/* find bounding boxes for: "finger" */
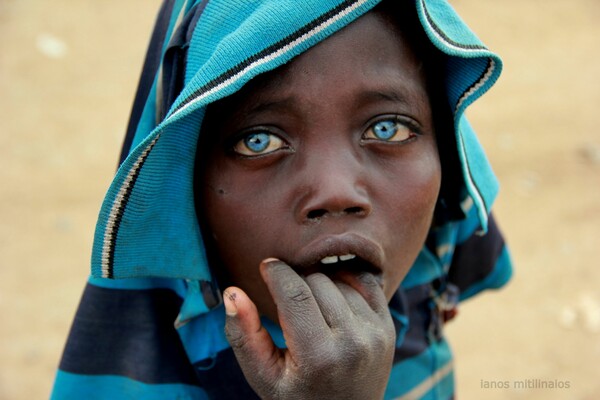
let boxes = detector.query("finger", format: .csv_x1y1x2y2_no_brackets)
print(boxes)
334,271,391,319
303,272,350,328
259,259,331,354
223,287,283,385
334,279,374,318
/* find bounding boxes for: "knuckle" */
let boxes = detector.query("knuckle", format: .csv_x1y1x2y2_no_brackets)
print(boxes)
224,326,249,350
371,328,395,352
327,333,369,367
349,337,371,361
337,324,395,365
283,282,313,306
367,319,396,347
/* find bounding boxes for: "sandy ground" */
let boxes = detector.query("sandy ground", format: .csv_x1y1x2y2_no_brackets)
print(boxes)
1,0,599,399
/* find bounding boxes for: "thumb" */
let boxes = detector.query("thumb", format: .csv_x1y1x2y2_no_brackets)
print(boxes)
223,287,283,387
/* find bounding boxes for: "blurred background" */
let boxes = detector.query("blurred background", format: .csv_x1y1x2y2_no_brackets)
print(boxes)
0,0,598,399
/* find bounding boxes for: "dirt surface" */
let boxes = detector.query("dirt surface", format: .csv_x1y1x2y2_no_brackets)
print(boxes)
1,0,599,399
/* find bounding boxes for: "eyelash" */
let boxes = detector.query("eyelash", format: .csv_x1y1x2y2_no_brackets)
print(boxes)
228,128,290,157
229,115,421,157
361,115,421,144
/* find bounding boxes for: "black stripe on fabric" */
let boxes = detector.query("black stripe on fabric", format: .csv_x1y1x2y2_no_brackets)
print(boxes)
172,0,360,114
193,349,260,400
453,56,492,220
456,58,493,111
420,0,487,51
59,284,200,386
105,136,158,278
160,0,209,120
447,212,505,292
119,0,178,166
392,284,437,363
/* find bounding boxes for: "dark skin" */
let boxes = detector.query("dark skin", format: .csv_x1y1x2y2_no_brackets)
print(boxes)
197,10,441,400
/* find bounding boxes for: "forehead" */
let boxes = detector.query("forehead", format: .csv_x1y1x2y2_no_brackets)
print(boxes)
208,10,429,120
276,13,420,79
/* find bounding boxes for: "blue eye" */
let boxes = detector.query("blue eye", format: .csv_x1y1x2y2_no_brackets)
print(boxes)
233,131,287,156
245,132,270,152
373,120,398,140
364,118,415,142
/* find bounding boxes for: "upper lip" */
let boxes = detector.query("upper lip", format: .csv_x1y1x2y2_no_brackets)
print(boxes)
288,233,384,276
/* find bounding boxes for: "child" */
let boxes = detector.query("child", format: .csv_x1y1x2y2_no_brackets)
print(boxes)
52,0,512,399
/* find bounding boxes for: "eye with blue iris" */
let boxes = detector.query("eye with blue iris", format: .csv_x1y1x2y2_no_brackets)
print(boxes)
232,130,287,156
363,117,417,143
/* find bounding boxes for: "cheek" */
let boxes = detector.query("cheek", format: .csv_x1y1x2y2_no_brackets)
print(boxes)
200,162,283,263
381,149,441,295
407,152,442,214
200,163,284,319
382,147,441,224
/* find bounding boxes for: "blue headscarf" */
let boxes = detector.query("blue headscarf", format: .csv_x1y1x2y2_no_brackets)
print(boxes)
93,0,501,297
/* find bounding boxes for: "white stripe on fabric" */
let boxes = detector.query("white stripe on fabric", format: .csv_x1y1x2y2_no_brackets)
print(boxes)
460,194,474,214
455,59,496,111
456,128,488,231
417,0,498,112
418,0,489,55
101,134,161,278
436,243,452,259
394,360,454,400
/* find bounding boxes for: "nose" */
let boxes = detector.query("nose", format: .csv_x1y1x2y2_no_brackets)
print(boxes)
295,151,372,223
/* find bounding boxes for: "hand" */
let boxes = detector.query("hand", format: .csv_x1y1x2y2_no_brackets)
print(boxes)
223,258,396,400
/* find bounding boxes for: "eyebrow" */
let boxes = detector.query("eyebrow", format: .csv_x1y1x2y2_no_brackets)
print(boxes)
359,84,433,122
235,85,428,125
355,88,425,107
246,89,417,110
242,97,296,119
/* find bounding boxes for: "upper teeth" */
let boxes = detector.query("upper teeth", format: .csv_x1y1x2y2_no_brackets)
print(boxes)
320,254,356,264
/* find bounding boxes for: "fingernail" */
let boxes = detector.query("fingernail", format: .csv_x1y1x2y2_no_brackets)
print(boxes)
259,258,285,281
223,289,238,317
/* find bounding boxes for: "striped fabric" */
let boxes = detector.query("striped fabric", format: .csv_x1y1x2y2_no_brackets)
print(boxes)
51,0,512,399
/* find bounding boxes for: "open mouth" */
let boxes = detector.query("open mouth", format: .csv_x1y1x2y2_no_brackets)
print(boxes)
287,233,385,287
296,253,383,289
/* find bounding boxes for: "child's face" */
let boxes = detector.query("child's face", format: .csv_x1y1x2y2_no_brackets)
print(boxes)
198,11,441,321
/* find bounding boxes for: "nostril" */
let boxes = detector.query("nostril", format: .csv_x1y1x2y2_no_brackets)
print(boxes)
305,206,366,221
307,209,327,220
345,206,364,215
